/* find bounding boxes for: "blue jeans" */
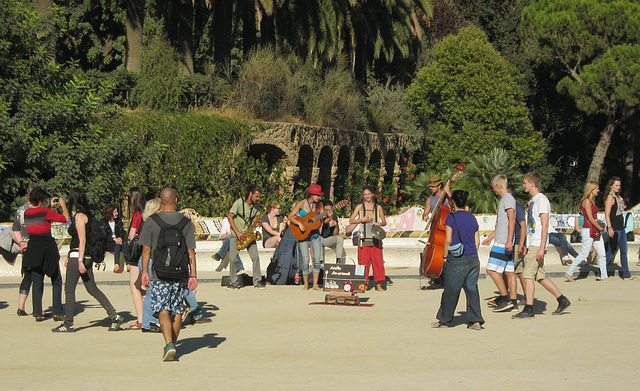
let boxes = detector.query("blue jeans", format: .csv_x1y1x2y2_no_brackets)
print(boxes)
139,258,158,328
298,234,323,274
217,237,244,270
606,229,630,278
436,253,484,326
183,289,202,320
548,232,578,258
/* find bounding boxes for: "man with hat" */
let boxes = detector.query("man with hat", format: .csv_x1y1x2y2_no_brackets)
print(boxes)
289,184,325,290
422,174,451,222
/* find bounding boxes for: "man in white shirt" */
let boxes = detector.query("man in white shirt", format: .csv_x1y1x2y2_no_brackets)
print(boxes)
513,172,570,319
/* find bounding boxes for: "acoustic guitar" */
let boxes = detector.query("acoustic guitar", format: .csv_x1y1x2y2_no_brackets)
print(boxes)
290,200,349,241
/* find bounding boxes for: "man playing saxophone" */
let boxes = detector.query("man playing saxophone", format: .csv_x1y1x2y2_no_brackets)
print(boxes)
226,185,265,290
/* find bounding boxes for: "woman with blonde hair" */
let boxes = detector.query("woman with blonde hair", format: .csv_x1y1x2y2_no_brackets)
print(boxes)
565,182,610,281
261,200,285,248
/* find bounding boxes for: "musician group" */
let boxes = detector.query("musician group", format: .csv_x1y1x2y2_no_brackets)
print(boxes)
227,170,572,329
224,183,387,291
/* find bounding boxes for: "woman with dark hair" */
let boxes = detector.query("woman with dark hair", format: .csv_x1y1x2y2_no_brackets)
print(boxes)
349,185,387,291
22,186,69,322
125,187,147,329
432,190,484,330
604,177,635,280
52,188,124,333
101,204,127,273
289,184,325,290
12,183,39,316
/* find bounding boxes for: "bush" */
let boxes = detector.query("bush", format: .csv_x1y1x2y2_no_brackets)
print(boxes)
131,35,182,110
366,81,421,148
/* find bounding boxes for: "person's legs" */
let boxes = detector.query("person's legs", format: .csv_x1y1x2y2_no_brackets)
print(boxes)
594,238,608,279
247,241,262,286
64,259,82,326
310,235,323,289
358,246,373,284
298,240,311,289
18,270,32,313
487,270,508,296
218,237,231,259
616,229,630,278
505,271,517,301
50,266,63,316
370,246,386,287
30,268,45,317
81,265,116,318
183,289,202,320
436,259,464,325
228,236,240,285
461,255,484,325
567,230,593,276
113,242,124,270
558,233,579,258
129,264,144,323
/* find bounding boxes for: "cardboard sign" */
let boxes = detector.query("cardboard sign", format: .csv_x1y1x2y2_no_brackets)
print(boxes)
323,263,367,293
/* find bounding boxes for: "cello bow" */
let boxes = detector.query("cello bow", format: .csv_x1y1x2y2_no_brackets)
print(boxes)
419,164,465,278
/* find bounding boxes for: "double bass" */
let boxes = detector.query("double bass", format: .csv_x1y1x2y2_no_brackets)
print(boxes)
419,164,465,278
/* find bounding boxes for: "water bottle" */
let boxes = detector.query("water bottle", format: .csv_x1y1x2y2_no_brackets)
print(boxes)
294,272,300,285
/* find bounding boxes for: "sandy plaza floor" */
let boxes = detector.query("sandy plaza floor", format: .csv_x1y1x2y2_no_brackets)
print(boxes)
1,264,639,391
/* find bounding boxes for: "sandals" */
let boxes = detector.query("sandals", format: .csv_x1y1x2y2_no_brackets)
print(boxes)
564,274,575,282
127,321,142,330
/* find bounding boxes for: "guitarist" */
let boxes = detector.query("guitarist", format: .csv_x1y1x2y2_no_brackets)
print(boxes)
349,186,387,292
226,185,265,290
288,184,324,290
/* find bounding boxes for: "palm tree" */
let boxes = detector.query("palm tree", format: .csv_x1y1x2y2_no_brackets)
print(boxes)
455,148,524,213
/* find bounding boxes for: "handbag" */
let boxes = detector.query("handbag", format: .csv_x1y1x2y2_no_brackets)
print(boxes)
590,228,601,241
125,236,142,264
570,230,581,243
448,212,465,257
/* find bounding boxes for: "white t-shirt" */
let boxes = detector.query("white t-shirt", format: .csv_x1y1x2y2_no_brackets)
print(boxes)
527,192,550,247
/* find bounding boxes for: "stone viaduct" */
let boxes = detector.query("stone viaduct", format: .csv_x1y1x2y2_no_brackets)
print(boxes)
248,122,412,200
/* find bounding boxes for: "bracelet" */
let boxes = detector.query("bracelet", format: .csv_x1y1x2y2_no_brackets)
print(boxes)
443,256,448,260
189,276,197,278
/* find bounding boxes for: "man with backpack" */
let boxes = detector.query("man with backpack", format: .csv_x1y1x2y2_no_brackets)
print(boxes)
141,187,198,361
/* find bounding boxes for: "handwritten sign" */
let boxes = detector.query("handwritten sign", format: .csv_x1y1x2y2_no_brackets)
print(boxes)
323,263,367,293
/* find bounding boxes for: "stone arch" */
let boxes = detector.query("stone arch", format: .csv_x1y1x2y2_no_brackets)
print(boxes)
249,144,286,175
334,146,351,202
368,149,382,188
317,146,333,197
383,150,396,185
295,145,314,191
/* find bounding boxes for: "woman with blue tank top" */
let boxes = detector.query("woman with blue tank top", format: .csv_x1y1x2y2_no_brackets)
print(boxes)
288,184,324,290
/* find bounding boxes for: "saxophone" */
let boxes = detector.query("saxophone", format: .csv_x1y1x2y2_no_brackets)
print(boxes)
236,207,267,250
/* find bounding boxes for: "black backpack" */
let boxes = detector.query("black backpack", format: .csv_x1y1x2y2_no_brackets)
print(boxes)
85,214,108,264
150,214,191,282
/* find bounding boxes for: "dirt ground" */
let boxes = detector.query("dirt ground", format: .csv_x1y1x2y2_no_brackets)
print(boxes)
1,267,639,391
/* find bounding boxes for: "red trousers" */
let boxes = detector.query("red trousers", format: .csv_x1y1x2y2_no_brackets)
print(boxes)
358,245,385,283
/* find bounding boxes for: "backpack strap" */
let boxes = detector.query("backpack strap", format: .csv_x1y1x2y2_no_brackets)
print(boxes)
150,213,168,229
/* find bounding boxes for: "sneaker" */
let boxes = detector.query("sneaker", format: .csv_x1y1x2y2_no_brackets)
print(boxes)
552,296,571,315
163,342,176,361
226,283,240,290
254,281,266,290
493,300,515,312
487,298,499,307
211,253,221,262
109,314,124,331
562,255,571,264
193,317,212,324
142,322,161,333
512,308,535,319
52,324,75,333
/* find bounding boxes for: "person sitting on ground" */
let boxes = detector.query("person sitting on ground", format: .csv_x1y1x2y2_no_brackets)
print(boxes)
101,204,127,273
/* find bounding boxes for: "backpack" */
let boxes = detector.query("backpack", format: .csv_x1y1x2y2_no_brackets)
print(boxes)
150,214,191,282
85,214,108,264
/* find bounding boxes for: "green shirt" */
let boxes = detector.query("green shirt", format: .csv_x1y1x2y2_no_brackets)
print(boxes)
230,198,259,235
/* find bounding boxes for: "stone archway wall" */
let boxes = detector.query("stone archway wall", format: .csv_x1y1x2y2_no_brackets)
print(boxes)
250,122,411,200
